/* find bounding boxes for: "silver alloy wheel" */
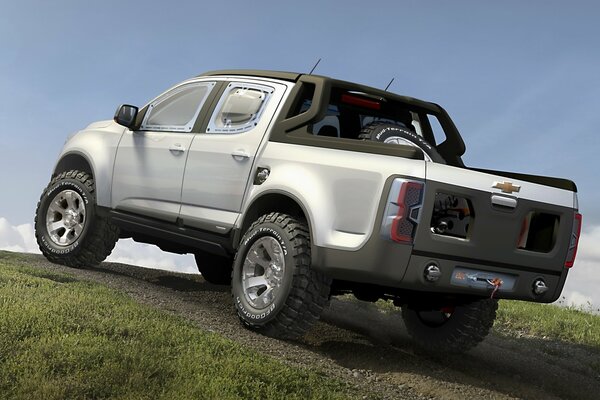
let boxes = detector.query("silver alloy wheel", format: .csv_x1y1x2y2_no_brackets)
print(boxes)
241,236,286,309
45,189,86,246
383,136,433,162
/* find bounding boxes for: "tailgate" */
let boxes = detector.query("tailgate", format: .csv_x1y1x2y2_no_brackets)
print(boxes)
414,163,577,273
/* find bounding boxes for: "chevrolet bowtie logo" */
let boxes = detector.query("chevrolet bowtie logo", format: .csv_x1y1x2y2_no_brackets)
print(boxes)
493,181,521,194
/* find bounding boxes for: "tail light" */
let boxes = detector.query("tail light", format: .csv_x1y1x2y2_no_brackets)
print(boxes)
565,212,582,268
381,179,424,244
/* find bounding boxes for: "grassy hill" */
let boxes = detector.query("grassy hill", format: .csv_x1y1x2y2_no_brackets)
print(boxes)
0,252,353,400
2,249,599,399
495,298,600,348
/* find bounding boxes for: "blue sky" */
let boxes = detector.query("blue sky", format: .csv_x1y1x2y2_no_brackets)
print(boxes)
1,1,599,307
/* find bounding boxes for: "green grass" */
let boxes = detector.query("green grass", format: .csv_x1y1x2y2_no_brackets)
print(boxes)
0,253,354,400
494,300,600,348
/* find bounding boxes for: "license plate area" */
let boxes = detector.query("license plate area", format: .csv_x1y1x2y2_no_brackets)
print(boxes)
451,267,516,292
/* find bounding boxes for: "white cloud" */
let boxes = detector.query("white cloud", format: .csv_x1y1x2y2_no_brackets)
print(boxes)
0,217,197,274
0,217,40,253
562,291,594,309
107,239,198,275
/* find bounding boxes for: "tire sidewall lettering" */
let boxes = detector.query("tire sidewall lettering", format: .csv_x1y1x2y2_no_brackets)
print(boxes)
39,233,82,254
369,124,442,162
243,226,288,256
236,296,276,321
46,180,90,206
377,127,433,151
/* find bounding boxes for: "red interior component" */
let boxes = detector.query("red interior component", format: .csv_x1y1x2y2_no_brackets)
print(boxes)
341,93,381,110
517,216,529,248
440,306,455,314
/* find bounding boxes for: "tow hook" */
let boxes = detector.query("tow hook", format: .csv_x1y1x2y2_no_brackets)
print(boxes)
533,279,548,296
424,264,442,282
487,278,503,299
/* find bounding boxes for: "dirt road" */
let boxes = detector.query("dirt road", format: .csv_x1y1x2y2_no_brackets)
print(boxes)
10,253,600,399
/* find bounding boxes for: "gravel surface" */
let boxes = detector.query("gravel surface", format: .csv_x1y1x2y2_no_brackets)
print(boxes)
8,253,600,400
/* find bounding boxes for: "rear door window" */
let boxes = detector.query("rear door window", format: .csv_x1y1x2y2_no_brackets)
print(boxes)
207,83,273,134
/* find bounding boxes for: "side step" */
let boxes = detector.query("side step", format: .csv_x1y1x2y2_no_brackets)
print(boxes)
109,210,233,257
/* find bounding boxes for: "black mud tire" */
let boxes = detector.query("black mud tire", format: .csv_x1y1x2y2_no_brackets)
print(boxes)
34,170,119,268
231,212,331,340
194,252,233,285
402,298,498,353
358,122,445,163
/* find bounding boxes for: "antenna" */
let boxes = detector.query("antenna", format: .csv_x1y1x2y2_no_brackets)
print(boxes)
384,77,395,91
308,58,321,75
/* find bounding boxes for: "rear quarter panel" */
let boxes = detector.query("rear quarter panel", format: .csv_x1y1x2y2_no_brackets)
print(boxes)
244,142,426,250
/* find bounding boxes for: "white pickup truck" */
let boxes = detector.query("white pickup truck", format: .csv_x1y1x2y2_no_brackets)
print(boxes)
35,70,582,352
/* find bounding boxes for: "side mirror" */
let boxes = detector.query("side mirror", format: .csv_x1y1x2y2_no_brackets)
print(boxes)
114,104,139,129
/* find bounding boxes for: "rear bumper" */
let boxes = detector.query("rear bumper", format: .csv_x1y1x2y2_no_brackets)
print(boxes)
401,253,568,303
313,243,569,303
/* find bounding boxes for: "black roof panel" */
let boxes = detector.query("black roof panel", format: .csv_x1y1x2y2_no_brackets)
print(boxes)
199,70,302,82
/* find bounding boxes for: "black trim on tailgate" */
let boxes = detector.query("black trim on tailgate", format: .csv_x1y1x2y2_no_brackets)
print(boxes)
469,167,577,192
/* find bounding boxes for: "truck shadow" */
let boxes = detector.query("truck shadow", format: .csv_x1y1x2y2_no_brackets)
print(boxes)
312,298,600,400
91,262,229,293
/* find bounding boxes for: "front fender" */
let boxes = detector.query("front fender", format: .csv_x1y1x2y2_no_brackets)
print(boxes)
55,120,126,207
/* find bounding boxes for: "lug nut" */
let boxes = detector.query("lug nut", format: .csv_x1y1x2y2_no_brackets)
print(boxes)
424,264,441,282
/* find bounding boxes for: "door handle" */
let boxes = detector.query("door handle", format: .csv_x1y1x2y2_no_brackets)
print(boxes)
169,144,186,153
231,149,250,160
491,194,517,209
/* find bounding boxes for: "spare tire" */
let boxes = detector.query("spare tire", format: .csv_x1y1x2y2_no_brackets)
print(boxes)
358,122,445,163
